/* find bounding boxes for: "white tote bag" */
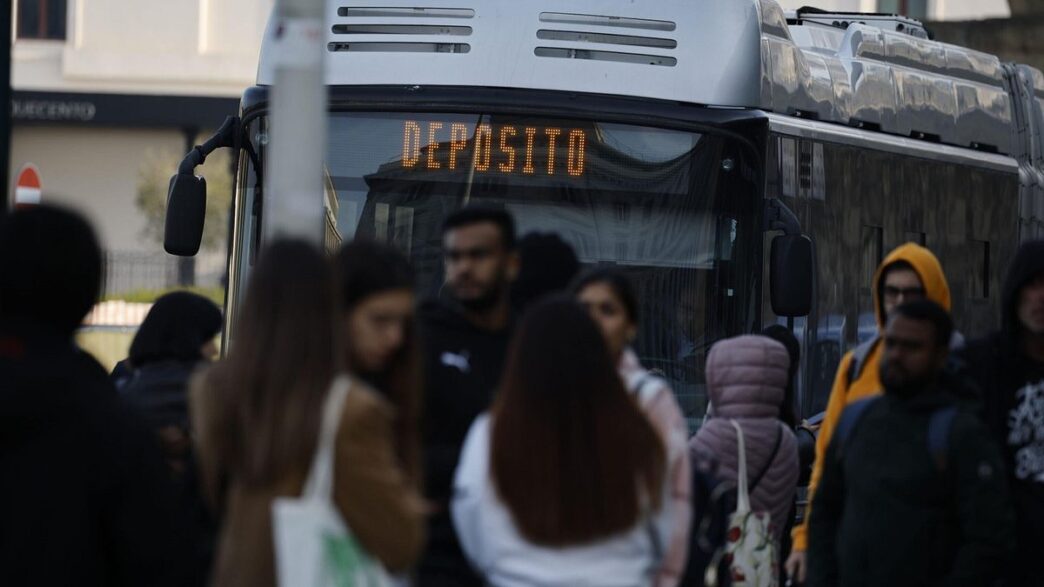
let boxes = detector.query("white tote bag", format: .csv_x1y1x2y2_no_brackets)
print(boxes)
724,420,778,587
271,376,394,587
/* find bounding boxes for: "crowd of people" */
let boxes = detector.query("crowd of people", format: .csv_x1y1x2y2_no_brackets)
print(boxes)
1,203,1042,587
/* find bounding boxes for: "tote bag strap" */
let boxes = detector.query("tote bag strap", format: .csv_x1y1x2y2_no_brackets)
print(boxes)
302,375,352,500
728,420,751,514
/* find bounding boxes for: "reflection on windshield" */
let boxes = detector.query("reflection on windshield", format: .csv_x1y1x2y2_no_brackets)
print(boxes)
324,111,750,432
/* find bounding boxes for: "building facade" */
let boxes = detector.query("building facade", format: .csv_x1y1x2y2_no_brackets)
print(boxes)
9,0,272,294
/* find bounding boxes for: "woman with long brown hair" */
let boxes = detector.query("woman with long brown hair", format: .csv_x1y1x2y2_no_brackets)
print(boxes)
190,240,425,587
335,239,422,484
452,297,671,586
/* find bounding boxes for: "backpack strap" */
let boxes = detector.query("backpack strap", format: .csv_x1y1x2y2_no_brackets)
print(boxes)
629,372,662,408
833,396,881,462
845,337,882,388
927,405,959,472
748,423,784,496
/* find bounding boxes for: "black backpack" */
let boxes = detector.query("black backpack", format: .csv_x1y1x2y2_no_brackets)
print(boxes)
834,396,958,471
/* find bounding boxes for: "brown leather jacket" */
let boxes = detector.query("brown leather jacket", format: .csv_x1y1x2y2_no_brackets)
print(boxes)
190,373,426,587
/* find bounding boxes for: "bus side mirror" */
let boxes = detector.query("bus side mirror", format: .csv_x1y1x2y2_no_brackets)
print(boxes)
164,173,207,256
163,116,241,257
770,234,813,317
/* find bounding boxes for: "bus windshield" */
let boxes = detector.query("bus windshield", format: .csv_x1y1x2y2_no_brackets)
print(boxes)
252,110,759,430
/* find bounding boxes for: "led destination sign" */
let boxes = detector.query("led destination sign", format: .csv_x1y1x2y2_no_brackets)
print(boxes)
401,120,588,177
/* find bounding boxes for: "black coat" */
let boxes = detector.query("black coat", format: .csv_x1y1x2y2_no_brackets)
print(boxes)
807,390,1014,587
954,239,1044,587
415,299,513,587
118,359,198,430
956,335,1044,586
0,325,194,586
118,358,216,582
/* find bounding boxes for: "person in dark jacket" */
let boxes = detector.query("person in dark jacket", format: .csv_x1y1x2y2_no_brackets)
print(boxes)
808,300,1014,587
116,291,222,581
956,240,1044,586
118,291,222,471
416,206,519,587
0,205,193,586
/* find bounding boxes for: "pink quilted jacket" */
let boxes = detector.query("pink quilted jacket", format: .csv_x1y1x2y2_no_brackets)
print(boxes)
688,335,799,544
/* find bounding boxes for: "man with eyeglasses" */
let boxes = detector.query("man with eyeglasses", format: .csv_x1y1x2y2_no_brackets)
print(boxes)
416,206,520,587
787,243,959,584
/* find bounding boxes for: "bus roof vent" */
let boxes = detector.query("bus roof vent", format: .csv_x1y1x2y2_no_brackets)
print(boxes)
329,6,474,54
790,6,929,39
534,12,678,67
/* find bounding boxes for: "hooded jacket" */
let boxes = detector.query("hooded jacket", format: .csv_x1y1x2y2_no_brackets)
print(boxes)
793,242,953,551
956,240,1044,585
417,298,514,587
690,335,800,546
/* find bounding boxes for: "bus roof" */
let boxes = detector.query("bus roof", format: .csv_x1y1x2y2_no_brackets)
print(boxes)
257,0,1044,156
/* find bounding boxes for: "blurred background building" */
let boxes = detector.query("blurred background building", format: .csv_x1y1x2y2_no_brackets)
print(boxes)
9,0,272,367
9,0,272,301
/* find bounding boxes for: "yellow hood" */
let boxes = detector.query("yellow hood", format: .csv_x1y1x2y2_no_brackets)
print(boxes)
872,242,951,329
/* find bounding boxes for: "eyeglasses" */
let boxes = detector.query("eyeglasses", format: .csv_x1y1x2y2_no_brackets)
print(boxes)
883,285,926,300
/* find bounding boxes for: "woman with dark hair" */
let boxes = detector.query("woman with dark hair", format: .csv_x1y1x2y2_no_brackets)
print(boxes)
190,240,425,587
572,268,693,587
117,291,222,474
759,325,802,582
335,239,422,484
452,297,670,586
114,291,223,582
760,324,800,430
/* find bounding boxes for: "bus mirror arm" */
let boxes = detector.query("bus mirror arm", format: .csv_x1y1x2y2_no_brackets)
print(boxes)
165,116,241,256
177,116,240,174
763,197,802,235
765,198,814,317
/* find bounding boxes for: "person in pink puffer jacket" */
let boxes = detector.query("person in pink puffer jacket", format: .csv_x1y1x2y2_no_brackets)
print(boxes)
689,334,799,549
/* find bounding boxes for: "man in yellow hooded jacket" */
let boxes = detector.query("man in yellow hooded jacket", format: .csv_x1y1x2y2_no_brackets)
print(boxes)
785,242,956,583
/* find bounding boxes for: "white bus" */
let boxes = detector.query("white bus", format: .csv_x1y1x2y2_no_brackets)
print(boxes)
165,0,1044,431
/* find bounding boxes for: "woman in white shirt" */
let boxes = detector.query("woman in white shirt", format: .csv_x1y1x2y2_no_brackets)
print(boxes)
452,297,671,587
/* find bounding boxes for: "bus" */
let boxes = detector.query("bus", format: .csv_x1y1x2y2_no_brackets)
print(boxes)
164,0,1044,432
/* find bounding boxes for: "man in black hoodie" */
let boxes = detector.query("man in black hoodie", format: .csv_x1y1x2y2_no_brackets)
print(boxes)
957,240,1044,586
0,206,193,586
416,206,519,587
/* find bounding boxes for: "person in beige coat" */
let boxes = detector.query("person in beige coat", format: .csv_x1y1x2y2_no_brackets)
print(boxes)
190,240,426,587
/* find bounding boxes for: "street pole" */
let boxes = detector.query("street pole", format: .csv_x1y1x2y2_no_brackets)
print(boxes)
1,3,12,212
263,0,326,246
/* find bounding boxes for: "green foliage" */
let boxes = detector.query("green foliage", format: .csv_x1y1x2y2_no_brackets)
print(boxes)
135,140,233,252
102,285,225,307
